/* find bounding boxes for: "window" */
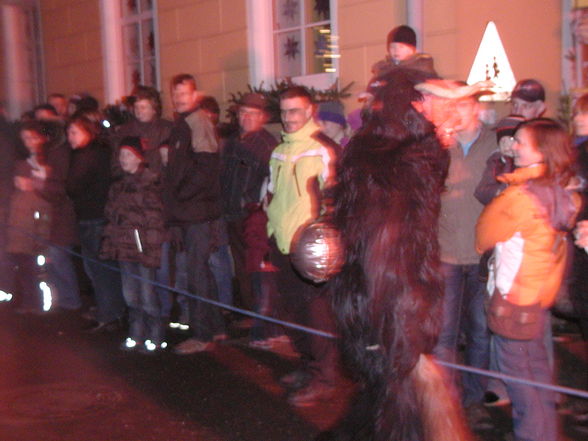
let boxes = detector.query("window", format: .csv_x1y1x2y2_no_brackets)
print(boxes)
247,0,339,90
563,1,588,95
120,0,157,92
100,0,159,104
273,0,336,78
0,1,44,119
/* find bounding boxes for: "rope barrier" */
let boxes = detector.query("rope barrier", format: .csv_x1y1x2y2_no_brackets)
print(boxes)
69,243,337,338
437,360,588,400
2,221,338,339
3,221,588,400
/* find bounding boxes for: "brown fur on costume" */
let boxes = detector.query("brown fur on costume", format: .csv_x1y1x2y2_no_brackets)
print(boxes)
319,68,471,441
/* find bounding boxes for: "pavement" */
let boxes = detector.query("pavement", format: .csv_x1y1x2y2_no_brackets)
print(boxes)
0,302,586,441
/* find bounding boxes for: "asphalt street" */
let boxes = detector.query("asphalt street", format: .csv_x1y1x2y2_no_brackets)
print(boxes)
0,304,586,441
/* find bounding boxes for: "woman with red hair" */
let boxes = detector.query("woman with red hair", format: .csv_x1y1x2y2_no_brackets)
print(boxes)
477,118,580,441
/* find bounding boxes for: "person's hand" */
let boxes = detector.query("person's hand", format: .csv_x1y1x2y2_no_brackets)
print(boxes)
14,176,34,192
574,220,588,249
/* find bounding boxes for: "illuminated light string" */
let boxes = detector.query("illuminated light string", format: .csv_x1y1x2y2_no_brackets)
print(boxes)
3,221,588,400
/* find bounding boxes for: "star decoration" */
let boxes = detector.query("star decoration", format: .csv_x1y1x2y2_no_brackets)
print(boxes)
284,36,300,60
283,0,298,21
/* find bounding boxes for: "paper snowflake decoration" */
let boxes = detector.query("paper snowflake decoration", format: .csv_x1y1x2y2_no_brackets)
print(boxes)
283,0,298,21
284,36,300,60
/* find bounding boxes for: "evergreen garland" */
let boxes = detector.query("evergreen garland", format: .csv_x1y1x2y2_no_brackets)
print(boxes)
226,79,354,125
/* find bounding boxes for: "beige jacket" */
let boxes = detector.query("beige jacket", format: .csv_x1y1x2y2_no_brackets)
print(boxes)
439,125,497,264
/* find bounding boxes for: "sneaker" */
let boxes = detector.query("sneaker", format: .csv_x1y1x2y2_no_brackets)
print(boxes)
139,339,168,354
248,339,273,350
483,391,511,407
168,321,190,332
267,335,290,344
120,337,138,351
288,382,337,407
173,338,213,355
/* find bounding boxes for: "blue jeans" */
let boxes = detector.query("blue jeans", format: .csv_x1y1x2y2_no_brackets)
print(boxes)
176,222,225,341
174,249,190,324
47,245,81,310
209,244,234,307
155,241,173,319
494,311,556,441
433,262,490,406
119,261,163,344
78,219,126,323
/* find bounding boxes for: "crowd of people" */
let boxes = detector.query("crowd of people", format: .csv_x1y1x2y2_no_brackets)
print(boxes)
0,24,587,441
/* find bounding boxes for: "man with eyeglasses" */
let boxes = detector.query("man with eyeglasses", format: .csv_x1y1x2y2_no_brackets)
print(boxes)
266,86,341,407
433,87,497,428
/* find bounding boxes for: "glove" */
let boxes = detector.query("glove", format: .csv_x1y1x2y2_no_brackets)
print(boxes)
169,226,184,253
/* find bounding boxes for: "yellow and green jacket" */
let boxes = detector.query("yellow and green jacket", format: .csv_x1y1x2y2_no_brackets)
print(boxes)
267,119,338,254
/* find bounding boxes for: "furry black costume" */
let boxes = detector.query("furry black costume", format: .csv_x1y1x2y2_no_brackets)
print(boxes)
321,69,471,441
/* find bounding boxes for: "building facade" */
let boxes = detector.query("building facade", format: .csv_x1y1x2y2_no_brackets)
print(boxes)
0,0,569,120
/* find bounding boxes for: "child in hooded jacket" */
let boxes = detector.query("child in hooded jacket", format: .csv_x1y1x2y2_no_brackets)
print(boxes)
101,136,168,353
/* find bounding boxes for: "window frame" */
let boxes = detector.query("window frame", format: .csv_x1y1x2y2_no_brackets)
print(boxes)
246,0,339,90
100,0,160,104
0,0,44,119
120,0,158,93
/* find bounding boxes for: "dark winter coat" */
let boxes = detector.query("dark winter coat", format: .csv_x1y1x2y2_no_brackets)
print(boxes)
221,128,277,220
371,53,437,77
7,134,78,254
474,150,515,205
100,168,167,268
162,108,221,226
66,137,113,221
43,141,78,246
6,159,52,255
